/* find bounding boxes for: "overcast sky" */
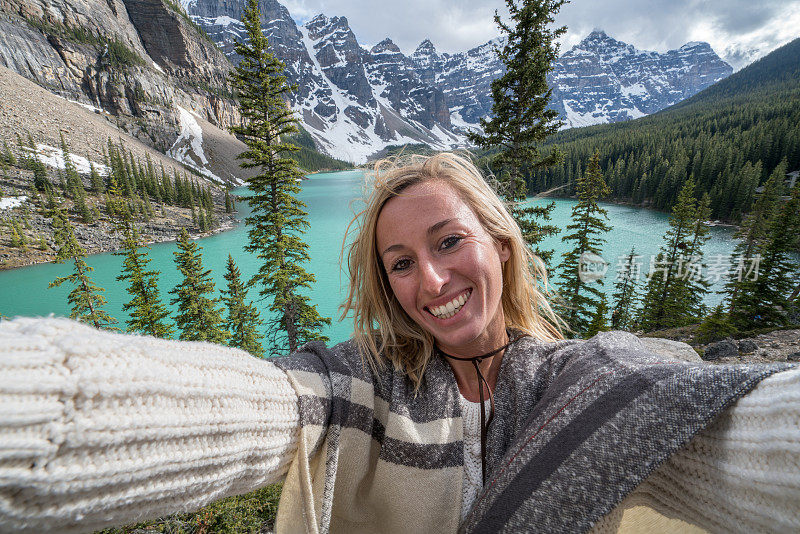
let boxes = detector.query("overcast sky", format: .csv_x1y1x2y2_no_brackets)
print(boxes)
280,0,800,70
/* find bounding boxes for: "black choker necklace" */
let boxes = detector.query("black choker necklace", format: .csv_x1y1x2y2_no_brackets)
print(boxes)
435,333,527,485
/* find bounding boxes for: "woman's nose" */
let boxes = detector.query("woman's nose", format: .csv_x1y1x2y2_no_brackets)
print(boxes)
418,257,448,294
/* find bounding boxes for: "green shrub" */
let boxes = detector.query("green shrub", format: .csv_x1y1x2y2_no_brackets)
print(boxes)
98,483,283,534
107,39,146,67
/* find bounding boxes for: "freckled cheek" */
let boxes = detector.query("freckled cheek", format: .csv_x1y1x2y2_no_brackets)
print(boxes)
388,278,420,317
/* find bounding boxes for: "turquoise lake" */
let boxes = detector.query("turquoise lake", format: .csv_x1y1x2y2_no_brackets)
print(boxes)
0,169,740,346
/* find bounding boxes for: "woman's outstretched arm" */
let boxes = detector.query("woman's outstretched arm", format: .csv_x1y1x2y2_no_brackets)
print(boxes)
594,366,800,533
0,317,300,534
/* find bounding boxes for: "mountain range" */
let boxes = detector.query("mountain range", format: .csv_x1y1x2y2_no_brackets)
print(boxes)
0,0,733,170
184,0,732,162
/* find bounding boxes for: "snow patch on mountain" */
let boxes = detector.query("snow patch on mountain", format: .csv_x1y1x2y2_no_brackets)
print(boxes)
30,144,110,175
167,105,223,183
0,196,27,211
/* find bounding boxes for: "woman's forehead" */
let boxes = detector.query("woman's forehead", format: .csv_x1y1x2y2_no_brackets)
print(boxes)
376,181,481,245
381,181,474,221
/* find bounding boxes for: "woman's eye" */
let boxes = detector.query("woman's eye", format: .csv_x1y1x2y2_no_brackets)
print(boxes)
440,236,462,250
391,258,411,272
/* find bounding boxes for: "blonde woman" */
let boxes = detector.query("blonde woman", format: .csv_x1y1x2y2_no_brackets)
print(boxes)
1,153,799,534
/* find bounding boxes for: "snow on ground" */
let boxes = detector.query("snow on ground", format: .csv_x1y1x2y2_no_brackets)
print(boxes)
57,94,105,114
30,144,110,175
152,61,165,74
0,196,27,210
167,105,224,183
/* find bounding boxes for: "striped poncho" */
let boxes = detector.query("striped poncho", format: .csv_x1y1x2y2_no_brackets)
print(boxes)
272,331,792,533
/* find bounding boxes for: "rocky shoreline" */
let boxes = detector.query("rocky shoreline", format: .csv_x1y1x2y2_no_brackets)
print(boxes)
0,166,239,270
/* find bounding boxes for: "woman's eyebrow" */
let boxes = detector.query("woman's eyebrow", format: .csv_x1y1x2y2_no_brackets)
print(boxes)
427,218,454,236
381,219,455,258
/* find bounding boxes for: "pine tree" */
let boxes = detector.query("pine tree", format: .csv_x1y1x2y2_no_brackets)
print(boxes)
60,134,85,201
89,161,105,193
225,189,234,213
724,164,784,322
221,254,264,357
585,295,609,338
694,304,737,344
610,246,640,331
48,206,117,329
467,0,566,263
639,179,710,331
169,229,229,342
731,181,800,328
555,151,612,337
2,141,16,166
230,0,330,354
113,203,173,337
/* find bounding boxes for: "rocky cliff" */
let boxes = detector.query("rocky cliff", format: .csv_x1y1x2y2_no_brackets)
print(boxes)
0,0,244,183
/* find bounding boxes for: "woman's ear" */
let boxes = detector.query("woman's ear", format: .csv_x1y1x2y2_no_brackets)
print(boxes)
497,238,511,263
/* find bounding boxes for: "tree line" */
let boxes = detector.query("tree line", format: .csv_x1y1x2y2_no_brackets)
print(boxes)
524,50,800,223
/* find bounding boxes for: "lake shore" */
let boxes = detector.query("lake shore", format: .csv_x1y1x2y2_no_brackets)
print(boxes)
0,167,240,271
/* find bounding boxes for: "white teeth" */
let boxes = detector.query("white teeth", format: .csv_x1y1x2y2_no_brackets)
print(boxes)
429,290,470,319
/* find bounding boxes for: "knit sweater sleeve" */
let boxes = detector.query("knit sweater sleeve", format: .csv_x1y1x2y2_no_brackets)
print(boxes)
0,317,300,534
595,366,800,533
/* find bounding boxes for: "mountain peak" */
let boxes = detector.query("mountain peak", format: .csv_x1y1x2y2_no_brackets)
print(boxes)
679,41,712,51
415,39,437,54
372,38,401,54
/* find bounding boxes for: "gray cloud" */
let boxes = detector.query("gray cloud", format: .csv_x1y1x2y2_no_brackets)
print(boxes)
280,0,800,69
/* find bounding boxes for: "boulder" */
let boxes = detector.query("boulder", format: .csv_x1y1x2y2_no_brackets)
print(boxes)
737,339,758,354
702,338,739,361
787,352,800,363
639,337,703,363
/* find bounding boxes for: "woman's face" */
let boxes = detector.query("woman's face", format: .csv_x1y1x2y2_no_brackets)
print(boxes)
376,180,510,356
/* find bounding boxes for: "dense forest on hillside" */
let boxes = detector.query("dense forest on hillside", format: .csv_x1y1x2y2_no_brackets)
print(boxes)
517,38,800,222
287,127,353,171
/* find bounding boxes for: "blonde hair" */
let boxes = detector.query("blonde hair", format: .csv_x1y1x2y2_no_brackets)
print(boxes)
341,152,563,387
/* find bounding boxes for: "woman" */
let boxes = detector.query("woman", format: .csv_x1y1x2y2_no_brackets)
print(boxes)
1,153,798,534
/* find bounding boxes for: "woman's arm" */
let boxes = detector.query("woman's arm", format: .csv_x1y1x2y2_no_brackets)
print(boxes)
0,317,300,534
601,366,800,533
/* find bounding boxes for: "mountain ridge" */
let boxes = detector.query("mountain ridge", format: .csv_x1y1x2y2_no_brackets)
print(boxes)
185,0,732,162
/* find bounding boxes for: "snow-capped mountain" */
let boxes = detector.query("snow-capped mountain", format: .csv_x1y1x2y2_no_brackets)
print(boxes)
185,0,462,163
549,30,733,128
184,1,732,161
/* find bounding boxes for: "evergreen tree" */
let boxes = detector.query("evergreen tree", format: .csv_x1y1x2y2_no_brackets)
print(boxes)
89,161,105,193
585,295,609,338
2,141,16,166
639,179,710,330
230,0,330,354
60,134,85,201
724,163,784,321
681,193,713,318
694,304,737,344
169,229,229,343
555,151,612,337
731,181,800,328
114,207,173,337
221,254,264,357
48,206,116,329
468,0,566,263
610,246,640,331
225,189,234,213
31,158,52,193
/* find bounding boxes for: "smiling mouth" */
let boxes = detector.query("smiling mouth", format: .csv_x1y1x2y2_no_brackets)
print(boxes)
426,289,472,319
